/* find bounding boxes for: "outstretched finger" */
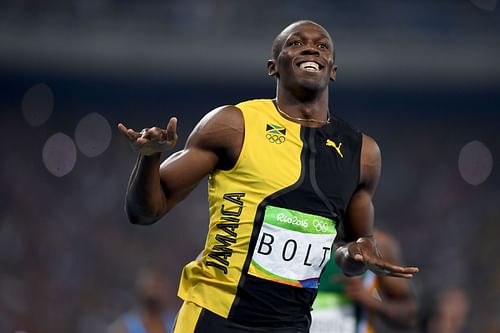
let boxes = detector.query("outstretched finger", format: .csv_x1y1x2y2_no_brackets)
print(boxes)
376,261,419,276
166,117,178,142
386,271,415,279
365,255,419,274
387,264,419,274
117,123,129,135
118,123,141,140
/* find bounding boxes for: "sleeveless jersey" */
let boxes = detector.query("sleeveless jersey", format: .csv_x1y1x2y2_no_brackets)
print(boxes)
178,99,362,327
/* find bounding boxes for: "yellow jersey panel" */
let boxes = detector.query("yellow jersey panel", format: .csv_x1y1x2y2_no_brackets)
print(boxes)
178,99,303,318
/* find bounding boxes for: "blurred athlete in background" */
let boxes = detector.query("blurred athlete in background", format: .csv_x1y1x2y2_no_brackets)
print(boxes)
311,230,417,333
107,267,175,333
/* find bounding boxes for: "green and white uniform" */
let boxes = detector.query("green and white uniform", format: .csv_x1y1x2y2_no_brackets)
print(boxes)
311,260,378,333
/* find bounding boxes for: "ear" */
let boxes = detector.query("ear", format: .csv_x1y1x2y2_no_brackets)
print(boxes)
267,59,278,76
330,65,338,81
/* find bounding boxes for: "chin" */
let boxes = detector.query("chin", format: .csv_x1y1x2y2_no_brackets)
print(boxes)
297,77,328,91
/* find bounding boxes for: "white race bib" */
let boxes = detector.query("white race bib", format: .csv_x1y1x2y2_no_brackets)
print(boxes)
248,205,336,288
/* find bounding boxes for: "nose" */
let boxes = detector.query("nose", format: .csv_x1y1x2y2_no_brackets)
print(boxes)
300,42,320,56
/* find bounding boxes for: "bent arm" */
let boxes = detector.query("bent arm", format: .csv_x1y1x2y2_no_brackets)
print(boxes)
125,146,217,224
334,135,418,278
125,152,168,224
334,134,380,275
124,106,243,225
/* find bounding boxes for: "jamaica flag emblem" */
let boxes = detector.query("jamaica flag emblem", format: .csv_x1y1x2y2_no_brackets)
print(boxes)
266,124,286,144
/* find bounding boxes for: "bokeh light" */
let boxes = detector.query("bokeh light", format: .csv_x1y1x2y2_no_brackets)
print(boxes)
458,140,493,186
74,112,112,158
21,83,54,127
42,133,77,177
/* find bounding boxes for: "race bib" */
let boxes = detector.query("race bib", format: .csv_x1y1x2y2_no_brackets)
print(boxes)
248,205,336,288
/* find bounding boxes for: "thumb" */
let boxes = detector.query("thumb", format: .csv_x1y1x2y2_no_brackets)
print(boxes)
353,253,364,262
348,243,365,262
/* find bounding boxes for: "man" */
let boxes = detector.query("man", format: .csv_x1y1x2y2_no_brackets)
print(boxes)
118,20,418,333
310,230,417,333
107,267,176,333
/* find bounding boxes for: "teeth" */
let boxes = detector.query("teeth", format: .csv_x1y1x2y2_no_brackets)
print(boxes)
300,62,319,71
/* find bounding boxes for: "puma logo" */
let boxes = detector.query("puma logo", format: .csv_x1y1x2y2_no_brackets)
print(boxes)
326,139,343,158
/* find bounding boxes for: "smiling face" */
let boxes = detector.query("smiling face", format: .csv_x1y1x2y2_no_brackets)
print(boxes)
268,21,337,94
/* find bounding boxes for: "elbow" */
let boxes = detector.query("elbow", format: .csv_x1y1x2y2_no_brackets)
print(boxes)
126,212,158,225
124,204,166,226
123,192,172,225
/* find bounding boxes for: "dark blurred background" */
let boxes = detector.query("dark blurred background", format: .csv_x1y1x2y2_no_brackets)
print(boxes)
0,1,499,332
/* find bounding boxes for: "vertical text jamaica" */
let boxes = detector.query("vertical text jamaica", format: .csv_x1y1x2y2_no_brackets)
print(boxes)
206,192,245,274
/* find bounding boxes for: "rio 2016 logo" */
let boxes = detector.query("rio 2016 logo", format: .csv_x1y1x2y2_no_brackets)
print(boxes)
276,213,308,227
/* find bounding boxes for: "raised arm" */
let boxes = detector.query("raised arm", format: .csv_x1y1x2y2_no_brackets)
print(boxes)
333,134,419,278
118,105,243,225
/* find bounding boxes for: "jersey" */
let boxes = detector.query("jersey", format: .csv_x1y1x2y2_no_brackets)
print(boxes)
177,99,362,328
310,259,379,333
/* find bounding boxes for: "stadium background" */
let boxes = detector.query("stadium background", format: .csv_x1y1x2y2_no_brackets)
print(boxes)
0,1,499,332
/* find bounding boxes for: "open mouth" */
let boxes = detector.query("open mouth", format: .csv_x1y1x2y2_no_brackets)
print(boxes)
297,61,321,72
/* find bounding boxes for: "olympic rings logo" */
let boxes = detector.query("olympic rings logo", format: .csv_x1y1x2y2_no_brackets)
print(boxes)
266,133,286,144
313,220,329,233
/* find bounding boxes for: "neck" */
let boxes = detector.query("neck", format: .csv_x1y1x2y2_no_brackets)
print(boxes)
274,88,330,127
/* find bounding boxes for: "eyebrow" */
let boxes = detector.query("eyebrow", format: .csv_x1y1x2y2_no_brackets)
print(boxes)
287,31,331,42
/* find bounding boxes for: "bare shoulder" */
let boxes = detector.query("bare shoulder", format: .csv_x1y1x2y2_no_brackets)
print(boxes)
359,134,381,191
193,105,243,130
188,105,243,143
187,105,244,169
361,134,381,167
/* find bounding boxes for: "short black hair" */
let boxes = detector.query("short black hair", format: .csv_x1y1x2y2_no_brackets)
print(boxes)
271,20,335,62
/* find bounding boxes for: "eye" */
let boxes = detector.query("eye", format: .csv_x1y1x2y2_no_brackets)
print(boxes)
318,43,329,50
289,40,303,47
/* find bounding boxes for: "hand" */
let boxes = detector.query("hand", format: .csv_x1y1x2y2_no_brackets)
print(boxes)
117,117,178,156
348,237,419,279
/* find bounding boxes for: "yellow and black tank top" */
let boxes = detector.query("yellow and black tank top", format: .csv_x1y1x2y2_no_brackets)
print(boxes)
178,99,362,328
